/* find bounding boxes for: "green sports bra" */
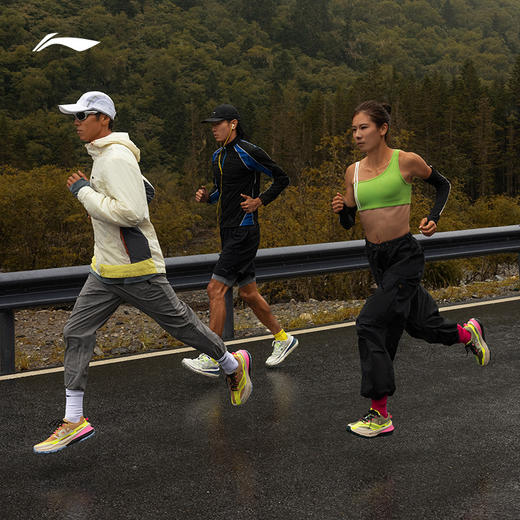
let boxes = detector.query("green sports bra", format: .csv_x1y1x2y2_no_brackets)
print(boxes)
353,149,411,211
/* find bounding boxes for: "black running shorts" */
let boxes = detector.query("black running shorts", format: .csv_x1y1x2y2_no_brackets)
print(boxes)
212,225,260,287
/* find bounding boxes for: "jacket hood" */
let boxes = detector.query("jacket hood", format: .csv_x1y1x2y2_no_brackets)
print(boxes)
86,132,141,162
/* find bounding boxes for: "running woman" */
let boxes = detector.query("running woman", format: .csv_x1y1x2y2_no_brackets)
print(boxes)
331,100,490,438
33,92,252,454
181,104,298,377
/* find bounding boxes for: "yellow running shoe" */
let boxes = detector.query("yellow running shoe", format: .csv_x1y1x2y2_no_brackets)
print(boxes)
347,409,394,438
226,350,253,406
463,318,490,366
33,417,95,454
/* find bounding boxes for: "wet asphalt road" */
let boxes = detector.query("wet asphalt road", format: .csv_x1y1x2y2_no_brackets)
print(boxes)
1,299,520,520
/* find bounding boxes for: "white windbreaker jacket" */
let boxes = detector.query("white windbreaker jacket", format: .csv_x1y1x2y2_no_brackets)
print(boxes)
77,132,166,278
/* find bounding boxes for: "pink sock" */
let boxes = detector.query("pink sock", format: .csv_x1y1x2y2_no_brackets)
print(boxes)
458,324,471,344
371,395,388,418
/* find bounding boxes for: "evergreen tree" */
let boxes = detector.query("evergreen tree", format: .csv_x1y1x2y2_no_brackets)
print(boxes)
441,0,456,27
505,55,520,195
241,0,276,32
284,0,332,56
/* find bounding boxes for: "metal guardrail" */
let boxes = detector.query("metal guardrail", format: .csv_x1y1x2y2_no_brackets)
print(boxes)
1,225,520,374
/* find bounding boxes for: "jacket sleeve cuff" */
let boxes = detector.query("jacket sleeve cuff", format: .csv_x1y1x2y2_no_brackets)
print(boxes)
69,178,90,198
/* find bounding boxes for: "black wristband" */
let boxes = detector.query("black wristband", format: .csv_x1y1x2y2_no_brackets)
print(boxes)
338,204,357,230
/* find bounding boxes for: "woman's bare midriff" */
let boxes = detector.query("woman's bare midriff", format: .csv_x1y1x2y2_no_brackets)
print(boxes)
359,205,411,244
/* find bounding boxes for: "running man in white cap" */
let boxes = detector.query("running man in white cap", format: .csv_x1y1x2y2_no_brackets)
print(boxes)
33,92,253,454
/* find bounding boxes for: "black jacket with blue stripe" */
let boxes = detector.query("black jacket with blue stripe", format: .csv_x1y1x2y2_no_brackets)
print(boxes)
208,137,289,228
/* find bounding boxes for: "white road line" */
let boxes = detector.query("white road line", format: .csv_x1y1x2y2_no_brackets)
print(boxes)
2,295,519,382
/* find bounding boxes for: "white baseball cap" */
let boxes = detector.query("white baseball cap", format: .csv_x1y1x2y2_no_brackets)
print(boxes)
58,91,116,120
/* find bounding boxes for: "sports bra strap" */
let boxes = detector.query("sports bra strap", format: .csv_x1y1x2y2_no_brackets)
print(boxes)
353,161,360,209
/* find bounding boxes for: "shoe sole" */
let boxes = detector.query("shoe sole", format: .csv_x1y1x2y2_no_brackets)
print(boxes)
181,358,220,379
33,427,95,454
347,424,395,438
265,337,299,367
468,318,490,366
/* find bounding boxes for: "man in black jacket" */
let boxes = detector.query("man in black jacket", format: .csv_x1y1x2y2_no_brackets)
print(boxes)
182,104,299,377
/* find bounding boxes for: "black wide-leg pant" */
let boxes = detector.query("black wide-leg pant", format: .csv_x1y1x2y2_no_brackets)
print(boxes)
356,233,459,399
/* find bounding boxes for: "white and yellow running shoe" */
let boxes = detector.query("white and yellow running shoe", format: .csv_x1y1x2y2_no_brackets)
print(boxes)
266,335,299,367
182,353,220,378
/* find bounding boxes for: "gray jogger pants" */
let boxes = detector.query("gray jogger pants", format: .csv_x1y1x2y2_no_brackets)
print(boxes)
63,274,227,391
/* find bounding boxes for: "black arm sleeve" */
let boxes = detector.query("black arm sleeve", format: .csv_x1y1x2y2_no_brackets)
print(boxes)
249,147,289,206
207,185,220,204
423,167,450,224
338,204,357,230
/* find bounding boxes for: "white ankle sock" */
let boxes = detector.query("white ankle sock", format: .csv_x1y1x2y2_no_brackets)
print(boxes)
217,351,238,375
65,389,84,423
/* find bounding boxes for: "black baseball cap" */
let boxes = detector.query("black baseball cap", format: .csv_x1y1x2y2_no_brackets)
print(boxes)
201,104,240,123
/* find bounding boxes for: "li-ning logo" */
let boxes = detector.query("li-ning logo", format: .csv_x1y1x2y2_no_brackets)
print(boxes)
33,33,100,52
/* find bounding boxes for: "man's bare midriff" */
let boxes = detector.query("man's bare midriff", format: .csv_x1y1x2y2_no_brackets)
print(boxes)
359,204,411,244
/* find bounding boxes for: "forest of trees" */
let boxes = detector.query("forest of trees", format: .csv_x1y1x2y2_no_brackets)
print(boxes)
2,0,520,297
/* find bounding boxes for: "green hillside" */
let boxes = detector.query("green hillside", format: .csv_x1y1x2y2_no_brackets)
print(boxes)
2,0,520,276
2,0,520,172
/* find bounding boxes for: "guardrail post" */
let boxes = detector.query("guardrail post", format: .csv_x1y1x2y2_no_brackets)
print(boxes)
0,309,15,375
222,289,234,340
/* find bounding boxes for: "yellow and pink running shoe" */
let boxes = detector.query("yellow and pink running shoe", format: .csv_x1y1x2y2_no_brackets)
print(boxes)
347,409,395,438
226,350,253,406
33,417,95,454
463,318,490,366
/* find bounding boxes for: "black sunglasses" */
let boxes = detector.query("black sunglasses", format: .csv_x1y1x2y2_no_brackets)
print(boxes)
74,111,98,121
